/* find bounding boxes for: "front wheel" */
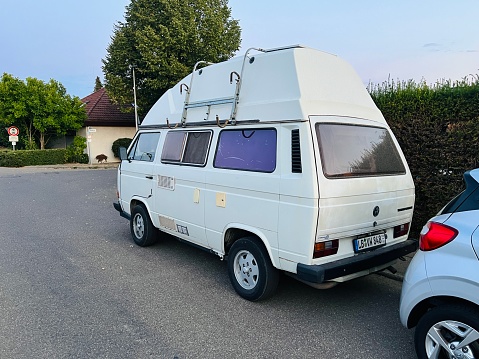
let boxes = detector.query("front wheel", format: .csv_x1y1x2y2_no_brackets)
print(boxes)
227,237,279,301
415,304,479,359
130,204,158,247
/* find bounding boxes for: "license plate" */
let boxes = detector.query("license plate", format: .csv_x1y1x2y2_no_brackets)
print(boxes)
353,233,386,253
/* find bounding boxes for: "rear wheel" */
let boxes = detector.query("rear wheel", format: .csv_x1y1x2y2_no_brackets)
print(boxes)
415,304,479,359
130,204,158,247
227,237,279,301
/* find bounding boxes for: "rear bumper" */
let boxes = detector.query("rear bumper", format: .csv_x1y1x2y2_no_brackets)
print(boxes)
296,239,418,283
113,202,131,221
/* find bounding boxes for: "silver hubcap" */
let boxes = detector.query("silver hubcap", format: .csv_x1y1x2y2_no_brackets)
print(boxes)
233,249,259,290
425,320,479,359
133,213,145,239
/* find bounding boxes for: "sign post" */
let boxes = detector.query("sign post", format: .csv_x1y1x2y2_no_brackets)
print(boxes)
7,126,20,151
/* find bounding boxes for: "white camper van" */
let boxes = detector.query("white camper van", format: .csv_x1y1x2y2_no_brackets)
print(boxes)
114,45,417,301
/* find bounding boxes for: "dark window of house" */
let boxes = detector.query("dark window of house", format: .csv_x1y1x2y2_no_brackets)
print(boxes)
214,129,277,172
161,130,211,166
129,132,160,162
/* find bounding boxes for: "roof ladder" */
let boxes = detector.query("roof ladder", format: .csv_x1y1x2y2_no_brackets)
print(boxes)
177,48,265,128
178,61,215,127
227,47,266,126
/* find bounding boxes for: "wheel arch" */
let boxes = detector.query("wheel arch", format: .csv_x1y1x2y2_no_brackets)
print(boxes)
407,295,479,328
223,225,279,268
130,197,151,214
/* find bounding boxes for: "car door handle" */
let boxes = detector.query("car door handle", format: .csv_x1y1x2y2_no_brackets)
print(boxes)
145,175,153,179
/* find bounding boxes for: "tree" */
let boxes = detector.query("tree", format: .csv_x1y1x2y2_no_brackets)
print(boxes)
102,0,241,119
0,73,86,149
94,76,103,92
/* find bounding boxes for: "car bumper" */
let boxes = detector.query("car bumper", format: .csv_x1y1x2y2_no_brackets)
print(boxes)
113,202,131,220
296,239,418,283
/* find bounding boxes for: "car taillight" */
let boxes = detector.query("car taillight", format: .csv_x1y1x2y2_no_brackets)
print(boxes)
419,222,458,251
394,223,410,238
313,239,339,258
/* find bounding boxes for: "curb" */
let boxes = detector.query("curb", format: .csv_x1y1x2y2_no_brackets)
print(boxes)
25,163,119,170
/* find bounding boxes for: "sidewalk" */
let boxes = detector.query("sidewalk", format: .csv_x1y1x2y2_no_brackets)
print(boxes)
0,162,119,175
29,162,119,170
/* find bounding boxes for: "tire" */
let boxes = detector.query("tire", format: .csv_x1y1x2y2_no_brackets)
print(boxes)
227,237,279,301
130,204,158,247
415,304,479,359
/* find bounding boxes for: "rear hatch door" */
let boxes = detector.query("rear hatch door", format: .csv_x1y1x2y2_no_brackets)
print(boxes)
312,117,415,261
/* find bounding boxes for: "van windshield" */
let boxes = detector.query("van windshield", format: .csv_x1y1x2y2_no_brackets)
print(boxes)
316,123,406,178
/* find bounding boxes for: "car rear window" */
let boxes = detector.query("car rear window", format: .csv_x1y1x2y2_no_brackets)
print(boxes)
316,123,406,178
441,171,479,214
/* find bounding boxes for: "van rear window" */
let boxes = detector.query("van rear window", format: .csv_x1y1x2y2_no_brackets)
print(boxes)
316,123,406,178
214,129,276,172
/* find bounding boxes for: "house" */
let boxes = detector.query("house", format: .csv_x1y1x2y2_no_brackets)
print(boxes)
79,88,137,163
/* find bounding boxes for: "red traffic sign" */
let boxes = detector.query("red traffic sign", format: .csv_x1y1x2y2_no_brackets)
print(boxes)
7,126,20,136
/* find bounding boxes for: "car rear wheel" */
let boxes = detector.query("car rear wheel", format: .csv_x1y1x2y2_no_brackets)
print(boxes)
227,237,279,301
130,204,158,247
415,304,479,359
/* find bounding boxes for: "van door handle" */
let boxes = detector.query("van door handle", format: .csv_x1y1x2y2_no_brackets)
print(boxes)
145,175,153,179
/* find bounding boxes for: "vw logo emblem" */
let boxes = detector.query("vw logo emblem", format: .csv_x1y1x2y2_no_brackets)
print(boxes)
373,206,380,217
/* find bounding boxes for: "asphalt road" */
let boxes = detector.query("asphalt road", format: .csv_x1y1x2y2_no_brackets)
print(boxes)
0,166,416,358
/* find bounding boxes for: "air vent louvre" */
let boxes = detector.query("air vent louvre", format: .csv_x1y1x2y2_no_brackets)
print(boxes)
291,129,302,173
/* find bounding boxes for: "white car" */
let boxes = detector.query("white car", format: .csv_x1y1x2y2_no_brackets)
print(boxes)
400,168,479,358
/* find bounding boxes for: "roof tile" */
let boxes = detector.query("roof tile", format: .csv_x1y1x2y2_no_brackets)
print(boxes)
81,88,136,127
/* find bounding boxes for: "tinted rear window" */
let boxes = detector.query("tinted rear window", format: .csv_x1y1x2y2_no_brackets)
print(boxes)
316,123,406,178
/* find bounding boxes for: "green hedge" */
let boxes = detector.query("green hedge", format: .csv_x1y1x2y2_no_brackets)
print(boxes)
370,77,479,238
0,149,68,167
112,138,133,158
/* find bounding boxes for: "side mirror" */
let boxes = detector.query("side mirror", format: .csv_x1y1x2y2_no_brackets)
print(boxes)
119,147,128,161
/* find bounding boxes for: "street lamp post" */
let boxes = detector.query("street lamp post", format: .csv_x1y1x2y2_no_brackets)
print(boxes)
132,67,139,131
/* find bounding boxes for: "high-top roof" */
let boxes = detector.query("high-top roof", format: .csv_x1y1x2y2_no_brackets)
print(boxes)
81,88,136,127
141,46,385,128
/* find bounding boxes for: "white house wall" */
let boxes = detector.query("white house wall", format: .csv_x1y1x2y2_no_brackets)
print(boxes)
79,126,136,164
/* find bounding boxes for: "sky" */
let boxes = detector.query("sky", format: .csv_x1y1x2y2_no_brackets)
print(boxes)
1,1,478,99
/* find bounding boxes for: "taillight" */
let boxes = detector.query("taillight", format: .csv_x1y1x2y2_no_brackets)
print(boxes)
394,223,410,238
419,222,458,251
313,239,339,258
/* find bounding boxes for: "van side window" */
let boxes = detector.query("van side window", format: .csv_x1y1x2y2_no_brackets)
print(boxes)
316,123,406,178
128,132,160,162
161,131,211,166
214,129,277,172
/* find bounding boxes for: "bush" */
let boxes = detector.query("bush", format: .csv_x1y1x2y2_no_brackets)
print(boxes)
66,136,88,163
369,76,479,238
112,138,133,158
0,149,67,167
